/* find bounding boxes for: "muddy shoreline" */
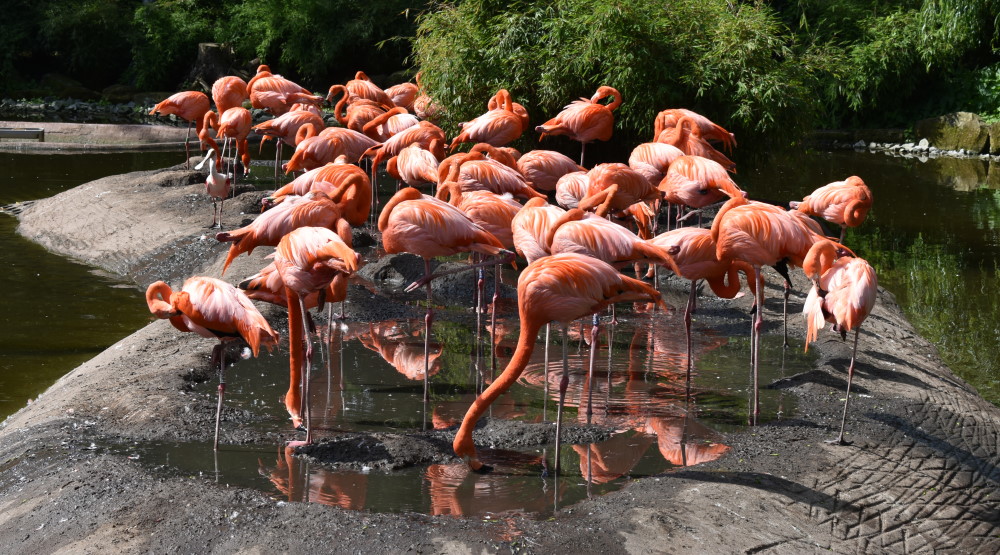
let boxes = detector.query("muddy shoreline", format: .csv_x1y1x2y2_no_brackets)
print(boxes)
2,159,999,552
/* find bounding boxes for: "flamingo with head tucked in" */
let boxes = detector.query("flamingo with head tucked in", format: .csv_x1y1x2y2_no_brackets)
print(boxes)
149,91,211,168
145,277,279,449
802,239,877,445
535,85,621,166
790,176,873,243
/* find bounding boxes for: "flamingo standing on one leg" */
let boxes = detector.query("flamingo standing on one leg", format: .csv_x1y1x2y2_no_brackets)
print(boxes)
145,277,279,449
802,239,877,444
378,187,509,402
648,227,756,384
535,86,622,166
452,252,662,472
149,91,211,168
712,196,822,423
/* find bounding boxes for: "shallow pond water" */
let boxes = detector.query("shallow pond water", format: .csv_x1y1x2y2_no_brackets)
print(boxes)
2,143,998,517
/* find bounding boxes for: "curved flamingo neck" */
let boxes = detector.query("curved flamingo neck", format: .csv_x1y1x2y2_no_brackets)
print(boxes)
803,240,839,281
378,188,423,231
453,318,543,464
544,208,587,250
145,281,176,318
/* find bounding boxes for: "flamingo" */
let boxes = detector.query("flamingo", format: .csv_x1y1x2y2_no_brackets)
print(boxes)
790,176,873,243
577,163,659,218
515,149,585,192
659,155,743,228
194,149,230,228
211,76,249,114
333,71,393,107
656,116,736,172
452,252,662,472
648,227,756,381
712,196,822,423
802,239,878,444
378,187,509,401
253,109,326,176
628,142,684,189
202,107,253,176
283,131,377,173
362,106,420,142
149,91,211,168
535,85,621,166
145,277,279,449
264,162,371,227
384,81,419,111
510,198,567,264
554,170,589,209
386,143,441,189
250,73,323,116
216,191,344,273
449,89,524,151
413,72,443,122
653,108,737,153
437,155,544,201
274,225,359,444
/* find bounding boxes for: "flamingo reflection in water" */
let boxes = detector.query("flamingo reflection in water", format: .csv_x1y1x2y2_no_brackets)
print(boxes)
262,445,367,509
356,320,443,382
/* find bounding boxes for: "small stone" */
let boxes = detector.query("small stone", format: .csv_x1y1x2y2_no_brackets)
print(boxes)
918,138,929,148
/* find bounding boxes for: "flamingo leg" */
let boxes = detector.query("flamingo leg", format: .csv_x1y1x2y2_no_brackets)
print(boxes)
212,342,226,450
586,314,600,423
185,121,193,169
839,225,847,244
298,295,315,445
543,323,550,421
423,258,433,404
830,328,860,445
685,279,696,387
554,323,570,474
490,263,500,378
751,268,763,425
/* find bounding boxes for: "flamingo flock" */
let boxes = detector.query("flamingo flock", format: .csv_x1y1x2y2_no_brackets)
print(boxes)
145,68,878,472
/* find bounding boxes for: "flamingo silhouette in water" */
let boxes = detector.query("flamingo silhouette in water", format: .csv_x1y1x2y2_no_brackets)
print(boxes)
145,277,278,449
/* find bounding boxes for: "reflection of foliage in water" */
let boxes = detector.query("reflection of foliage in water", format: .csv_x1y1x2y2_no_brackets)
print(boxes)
854,226,1000,405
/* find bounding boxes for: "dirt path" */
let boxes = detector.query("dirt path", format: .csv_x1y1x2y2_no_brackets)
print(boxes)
1,163,998,553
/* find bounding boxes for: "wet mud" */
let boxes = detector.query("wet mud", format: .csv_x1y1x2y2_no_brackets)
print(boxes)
1,162,999,552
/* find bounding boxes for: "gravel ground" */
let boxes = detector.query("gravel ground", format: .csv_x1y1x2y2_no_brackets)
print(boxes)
1,159,999,553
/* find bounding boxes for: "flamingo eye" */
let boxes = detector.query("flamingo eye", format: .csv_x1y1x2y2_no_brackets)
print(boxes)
698,188,709,195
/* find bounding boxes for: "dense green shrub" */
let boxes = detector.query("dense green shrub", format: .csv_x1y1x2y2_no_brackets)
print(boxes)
412,1,838,145
129,0,219,91
221,0,419,89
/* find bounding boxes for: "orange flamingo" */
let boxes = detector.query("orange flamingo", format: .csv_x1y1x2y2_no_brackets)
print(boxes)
628,142,684,188
145,277,279,449
194,148,230,228
413,72,443,122
449,89,525,151
790,176,873,243
211,76,249,113
656,116,736,172
511,198,567,263
452,252,662,472
535,85,621,165
361,106,420,142
547,209,680,273
202,107,253,176
378,187,508,400
516,149,585,192
253,109,326,173
384,81,419,111
659,155,743,229
386,143,442,189
283,131,378,173
802,239,877,444
250,72,323,116
712,196,822,422
648,227,756,380
653,108,737,152
554,170,588,209
577,163,659,218
216,191,344,273
438,156,544,201
149,91,211,168
265,162,371,226
333,71,393,107
275,225,359,443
